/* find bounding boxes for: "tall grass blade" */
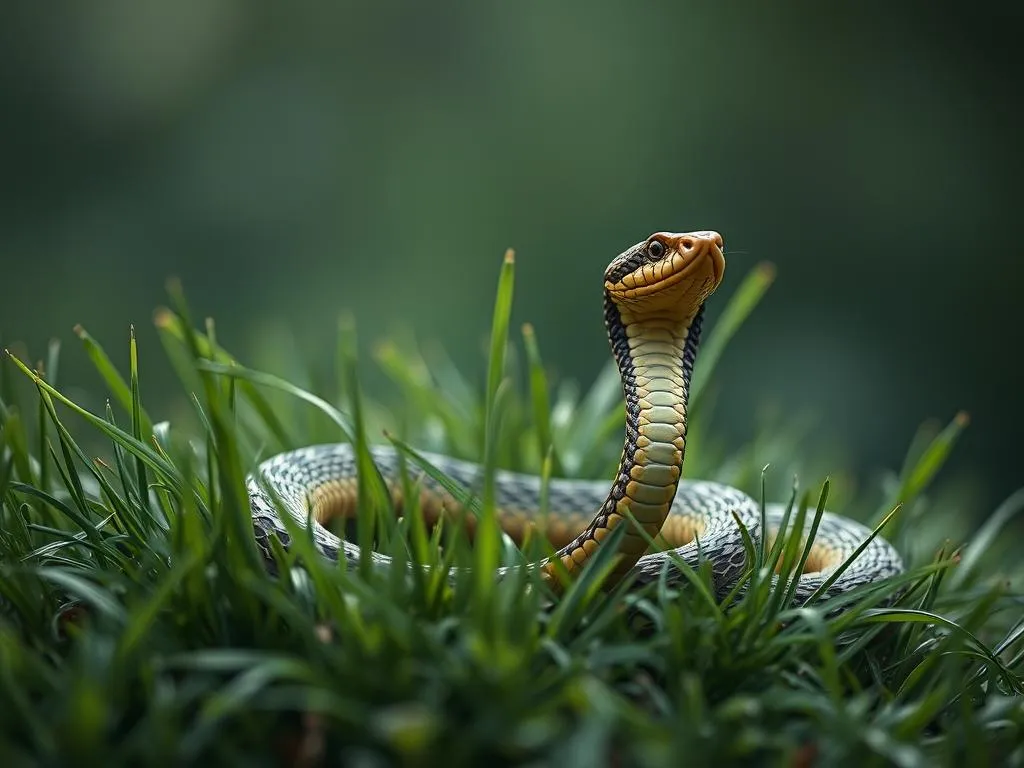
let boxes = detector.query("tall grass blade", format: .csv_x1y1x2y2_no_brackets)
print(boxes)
522,323,564,476
476,249,515,598
74,324,154,438
688,261,775,409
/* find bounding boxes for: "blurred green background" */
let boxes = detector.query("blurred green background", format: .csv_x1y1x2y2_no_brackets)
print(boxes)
2,3,1020,519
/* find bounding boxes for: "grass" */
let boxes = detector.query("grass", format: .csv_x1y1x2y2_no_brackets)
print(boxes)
1,253,1023,767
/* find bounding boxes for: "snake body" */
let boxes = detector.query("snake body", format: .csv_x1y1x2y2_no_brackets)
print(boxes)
248,231,903,602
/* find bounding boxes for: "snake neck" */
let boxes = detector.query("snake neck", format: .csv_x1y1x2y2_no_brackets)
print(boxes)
548,296,705,582
609,297,705,543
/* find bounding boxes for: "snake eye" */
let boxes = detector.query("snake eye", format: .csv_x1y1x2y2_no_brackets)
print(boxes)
648,240,666,260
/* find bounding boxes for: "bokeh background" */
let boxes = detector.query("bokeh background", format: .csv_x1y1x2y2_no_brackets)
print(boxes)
2,3,1021,523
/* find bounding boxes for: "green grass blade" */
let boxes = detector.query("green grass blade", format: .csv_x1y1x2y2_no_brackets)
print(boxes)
74,324,154,439
521,322,564,476
779,481,830,611
858,607,1022,695
30,566,127,625
154,307,293,450
128,326,151,522
5,350,184,496
197,361,355,443
802,505,902,607
559,361,621,476
897,411,969,503
688,261,775,410
338,315,395,576
36,364,50,493
949,486,1024,590
545,521,627,639
384,431,483,520
476,249,516,598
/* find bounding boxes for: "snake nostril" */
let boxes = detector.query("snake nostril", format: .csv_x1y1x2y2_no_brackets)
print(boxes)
679,237,696,251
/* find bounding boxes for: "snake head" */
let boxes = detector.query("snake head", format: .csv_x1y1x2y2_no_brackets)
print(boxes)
604,231,725,319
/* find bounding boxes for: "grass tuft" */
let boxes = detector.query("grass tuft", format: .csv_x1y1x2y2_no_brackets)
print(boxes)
1,252,1022,765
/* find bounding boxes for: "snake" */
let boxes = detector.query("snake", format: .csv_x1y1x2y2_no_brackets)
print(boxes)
247,230,903,604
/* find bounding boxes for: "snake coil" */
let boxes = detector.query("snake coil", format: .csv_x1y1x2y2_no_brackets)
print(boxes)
248,231,903,603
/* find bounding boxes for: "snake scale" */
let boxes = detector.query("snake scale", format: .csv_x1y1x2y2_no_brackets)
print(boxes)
248,231,903,603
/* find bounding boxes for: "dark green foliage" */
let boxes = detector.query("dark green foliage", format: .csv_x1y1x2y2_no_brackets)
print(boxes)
0,260,1021,767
